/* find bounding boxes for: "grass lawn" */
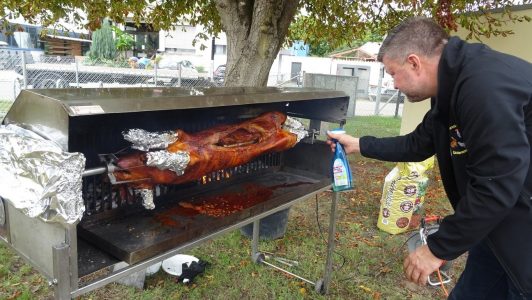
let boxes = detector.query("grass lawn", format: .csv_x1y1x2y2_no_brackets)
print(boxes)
0,115,464,300
0,100,13,120
0,100,13,111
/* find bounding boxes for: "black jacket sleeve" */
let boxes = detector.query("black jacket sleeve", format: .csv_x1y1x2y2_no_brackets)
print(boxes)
360,111,435,162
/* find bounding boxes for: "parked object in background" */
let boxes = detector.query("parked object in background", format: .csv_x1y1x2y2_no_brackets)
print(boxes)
138,57,151,69
368,84,405,103
128,57,138,69
158,56,195,71
157,56,199,79
213,64,226,83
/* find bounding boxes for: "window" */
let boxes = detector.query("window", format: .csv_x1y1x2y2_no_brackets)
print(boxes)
214,45,226,55
3,23,43,49
165,48,196,55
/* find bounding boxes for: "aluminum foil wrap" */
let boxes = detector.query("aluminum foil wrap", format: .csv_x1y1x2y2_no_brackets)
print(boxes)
146,150,190,176
135,189,155,210
283,117,308,142
0,124,86,224
123,129,178,151
15,123,68,152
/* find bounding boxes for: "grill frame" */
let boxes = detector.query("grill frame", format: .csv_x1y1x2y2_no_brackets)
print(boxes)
0,87,350,298
78,142,332,266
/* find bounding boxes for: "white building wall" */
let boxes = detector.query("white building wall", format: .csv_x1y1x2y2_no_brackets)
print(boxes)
158,25,227,74
269,54,393,88
158,24,394,88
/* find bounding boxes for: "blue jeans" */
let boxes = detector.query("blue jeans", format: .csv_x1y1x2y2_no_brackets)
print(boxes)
448,240,531,300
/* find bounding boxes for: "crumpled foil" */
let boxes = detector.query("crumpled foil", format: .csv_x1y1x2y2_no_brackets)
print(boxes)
0,124,86,224
135,189,155,210
283,117,309,142
123,129,178,151
14,123,68,152
146,150,190,176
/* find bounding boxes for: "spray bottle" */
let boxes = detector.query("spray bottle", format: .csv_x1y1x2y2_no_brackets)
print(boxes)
330,128,353,192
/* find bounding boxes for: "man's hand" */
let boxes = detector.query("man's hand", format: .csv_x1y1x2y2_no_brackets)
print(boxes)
326,132,360,154
403,245,445,285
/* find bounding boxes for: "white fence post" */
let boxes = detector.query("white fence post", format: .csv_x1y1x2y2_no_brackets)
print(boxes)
154,62,158,87
75,60,80,88
374,65,384,115
178,63,182,87
21,52,28,89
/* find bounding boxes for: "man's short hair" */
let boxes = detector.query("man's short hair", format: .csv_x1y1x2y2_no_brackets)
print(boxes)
377,17,449,62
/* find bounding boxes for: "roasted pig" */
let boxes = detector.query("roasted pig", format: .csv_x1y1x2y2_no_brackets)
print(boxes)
109,112,306,209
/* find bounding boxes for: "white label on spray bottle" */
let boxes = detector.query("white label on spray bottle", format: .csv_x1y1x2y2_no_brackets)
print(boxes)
333,158,348,186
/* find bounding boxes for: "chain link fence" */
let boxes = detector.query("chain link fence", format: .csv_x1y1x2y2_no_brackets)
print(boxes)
0,51,222,119
0,50,403,120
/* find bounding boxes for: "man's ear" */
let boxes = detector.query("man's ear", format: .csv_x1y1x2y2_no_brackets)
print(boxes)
406,54,421,71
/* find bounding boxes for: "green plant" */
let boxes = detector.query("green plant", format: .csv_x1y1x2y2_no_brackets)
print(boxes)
81,56,98,66
112,26,135,59
195,65,206,73
8,0,530,87
89,19,116,60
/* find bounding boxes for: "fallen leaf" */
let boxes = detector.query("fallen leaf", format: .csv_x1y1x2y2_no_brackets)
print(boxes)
359,285,373,293
8,290,21,300
239,260,248,267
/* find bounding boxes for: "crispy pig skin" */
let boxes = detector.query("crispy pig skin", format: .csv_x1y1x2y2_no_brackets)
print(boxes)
112,112,297,189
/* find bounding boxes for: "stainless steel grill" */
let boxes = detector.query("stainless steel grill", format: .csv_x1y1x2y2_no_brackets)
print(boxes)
0,87,349,298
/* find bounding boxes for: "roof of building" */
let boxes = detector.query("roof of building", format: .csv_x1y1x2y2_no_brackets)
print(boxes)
329,42,381,61
45,34,92,43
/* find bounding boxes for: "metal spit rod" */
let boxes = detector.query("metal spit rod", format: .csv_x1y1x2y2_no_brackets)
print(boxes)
261,259,315,285
82,166,113,177
249,189,340,294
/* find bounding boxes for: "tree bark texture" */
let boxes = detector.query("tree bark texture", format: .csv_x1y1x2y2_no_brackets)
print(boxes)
215,0,299,87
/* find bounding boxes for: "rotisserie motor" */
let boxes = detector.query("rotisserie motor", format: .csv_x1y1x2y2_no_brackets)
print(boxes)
109,111,306,209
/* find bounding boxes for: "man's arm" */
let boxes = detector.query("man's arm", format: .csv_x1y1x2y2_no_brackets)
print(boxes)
327,110,435,162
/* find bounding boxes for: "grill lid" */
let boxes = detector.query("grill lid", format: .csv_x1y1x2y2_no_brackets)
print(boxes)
6,87,347,116
3,87,349,159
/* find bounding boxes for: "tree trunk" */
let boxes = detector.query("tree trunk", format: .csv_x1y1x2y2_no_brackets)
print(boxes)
215,0,299,87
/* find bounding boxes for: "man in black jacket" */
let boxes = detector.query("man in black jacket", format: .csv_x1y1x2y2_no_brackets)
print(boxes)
328,17,532,299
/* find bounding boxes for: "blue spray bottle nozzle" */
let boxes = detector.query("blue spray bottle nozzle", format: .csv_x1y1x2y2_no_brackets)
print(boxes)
329,128,346,134
329,128,346,142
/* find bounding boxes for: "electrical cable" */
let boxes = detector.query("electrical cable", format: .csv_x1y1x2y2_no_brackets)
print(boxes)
314,192,452,298
336,228,419,282
420,218,451,298
314,192,416,281
437,268,449,297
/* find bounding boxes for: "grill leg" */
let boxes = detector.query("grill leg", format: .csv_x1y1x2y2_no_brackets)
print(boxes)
320,191,339,294
52,243,71,300
251,220,260,263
